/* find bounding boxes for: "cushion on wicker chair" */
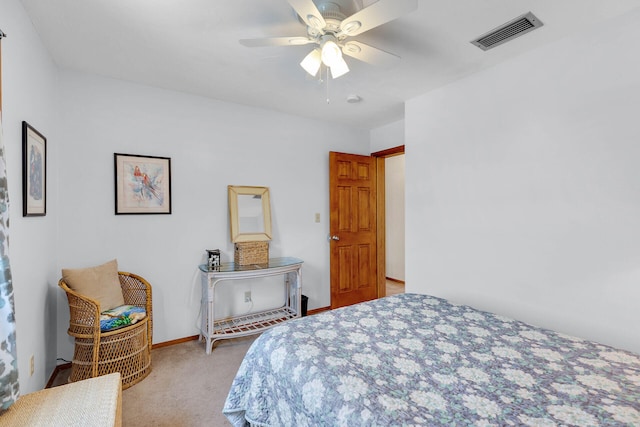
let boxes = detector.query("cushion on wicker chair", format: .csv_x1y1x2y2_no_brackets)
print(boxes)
62,259,125,311
100,305,146,331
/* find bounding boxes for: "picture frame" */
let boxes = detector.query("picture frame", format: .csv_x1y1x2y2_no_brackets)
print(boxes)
22,121,47,216
228,185,272,242
114,153,172,214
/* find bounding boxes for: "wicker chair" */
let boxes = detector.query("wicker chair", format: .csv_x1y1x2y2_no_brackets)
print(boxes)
59,271,153,390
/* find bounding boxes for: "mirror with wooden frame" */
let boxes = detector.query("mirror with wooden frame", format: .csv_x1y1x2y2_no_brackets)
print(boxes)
228,185,272,242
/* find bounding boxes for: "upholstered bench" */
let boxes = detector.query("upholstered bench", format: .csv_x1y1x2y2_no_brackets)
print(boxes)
0,372,122,426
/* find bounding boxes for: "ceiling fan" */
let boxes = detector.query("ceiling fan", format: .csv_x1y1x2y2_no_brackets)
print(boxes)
240,0,418,79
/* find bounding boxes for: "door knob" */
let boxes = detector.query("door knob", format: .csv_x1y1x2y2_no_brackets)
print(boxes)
330,235,340,241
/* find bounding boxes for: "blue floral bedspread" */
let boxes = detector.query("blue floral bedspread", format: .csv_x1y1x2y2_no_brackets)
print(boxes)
223,293,640,426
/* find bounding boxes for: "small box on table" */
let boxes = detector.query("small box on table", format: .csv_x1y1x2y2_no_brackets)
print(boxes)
234,241,269,265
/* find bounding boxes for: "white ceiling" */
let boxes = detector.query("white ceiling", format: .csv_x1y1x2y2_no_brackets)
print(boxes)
19,0,640,130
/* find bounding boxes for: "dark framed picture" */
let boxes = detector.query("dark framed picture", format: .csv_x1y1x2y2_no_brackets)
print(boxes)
114,153,172,214
22,121,46,216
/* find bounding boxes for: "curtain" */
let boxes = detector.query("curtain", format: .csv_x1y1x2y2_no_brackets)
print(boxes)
0,112,20,409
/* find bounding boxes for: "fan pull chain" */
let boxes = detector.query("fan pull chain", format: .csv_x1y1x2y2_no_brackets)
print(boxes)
326,66,331,104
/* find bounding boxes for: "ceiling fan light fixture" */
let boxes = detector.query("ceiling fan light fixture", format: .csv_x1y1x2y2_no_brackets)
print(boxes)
300,48,322,76
242,0,414,82
321,39,342,67
330,56,349,78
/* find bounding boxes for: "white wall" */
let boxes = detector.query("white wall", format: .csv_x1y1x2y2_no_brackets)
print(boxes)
370,119,404,153
1,0,60,393
406,8,640,354
55,71,369,358
385,155,405,281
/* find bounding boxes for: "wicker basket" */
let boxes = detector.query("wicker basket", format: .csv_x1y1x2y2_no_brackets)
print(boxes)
234,241,269,265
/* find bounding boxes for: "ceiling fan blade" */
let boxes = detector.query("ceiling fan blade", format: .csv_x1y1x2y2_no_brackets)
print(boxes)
339,0,418,37
342,41,400,67
240,37,314,47
287,0,326,31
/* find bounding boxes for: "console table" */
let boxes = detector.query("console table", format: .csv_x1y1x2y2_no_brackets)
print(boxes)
198,257,303,354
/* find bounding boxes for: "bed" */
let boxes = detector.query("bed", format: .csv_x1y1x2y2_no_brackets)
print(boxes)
223,293,640,426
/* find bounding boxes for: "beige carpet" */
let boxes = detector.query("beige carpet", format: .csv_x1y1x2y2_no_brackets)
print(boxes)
54,336,256,426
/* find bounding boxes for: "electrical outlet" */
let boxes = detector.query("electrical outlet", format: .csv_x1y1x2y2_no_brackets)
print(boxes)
30,355,34,376
244,291,251,303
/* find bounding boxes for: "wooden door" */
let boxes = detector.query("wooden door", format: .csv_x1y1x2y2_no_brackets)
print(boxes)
329,151,378,308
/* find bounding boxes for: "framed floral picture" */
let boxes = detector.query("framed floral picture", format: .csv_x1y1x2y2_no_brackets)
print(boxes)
22,121,46,216
114,153,172,214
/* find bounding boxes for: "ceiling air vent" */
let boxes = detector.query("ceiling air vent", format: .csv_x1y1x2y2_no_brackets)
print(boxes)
471,12,543,51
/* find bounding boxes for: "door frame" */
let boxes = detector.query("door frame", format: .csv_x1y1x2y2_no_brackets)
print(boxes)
371,145,405,299
319,144,405,314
